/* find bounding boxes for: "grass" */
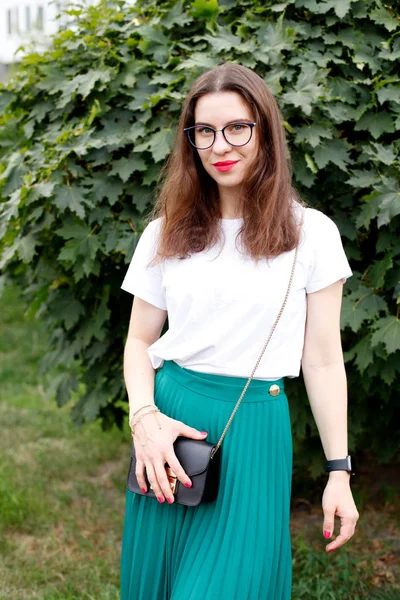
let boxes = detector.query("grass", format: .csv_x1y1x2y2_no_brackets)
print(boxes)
1,283,399,599
0,284,127,599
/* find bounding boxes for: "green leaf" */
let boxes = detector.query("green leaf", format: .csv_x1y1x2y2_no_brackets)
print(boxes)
203,29,241,53
76,69,114,98
371,176,400,227
371,317,400,354
379,354,400,385
292,153,316,187
354,111,395,139
27,181,55,204
355,194,381,229
161,2,192,28
56,222,90,241
346,169,377,188
57,69,115,108
58,239,86,262
92,293,111,340
142,163,161,186
295,122,333,148
282,64,325,115
357,293,388,318
333,0,353,18
89,176,124,206
58,233,100,270
111,156,146,182
263,70,286,95
344,335,374,373
378,38,400,62
313,139,352,171
126,76,157,112
340,296,370,332
376,84,400,105
17,235,37,263
148,129,174,163
363,142,396,166
269,3,290,12
190,0,219,19
59,298,85,330
139,24,168,46
369,6,399,32
255,20,296,66
304,153,318,173
368,253,393,289
53,185,88,218
175,53,218,71
322,103,351,123
330,79,357,105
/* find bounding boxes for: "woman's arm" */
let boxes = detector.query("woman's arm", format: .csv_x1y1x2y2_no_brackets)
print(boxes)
124,296,208,502
124,296,168,425
301,279,359,552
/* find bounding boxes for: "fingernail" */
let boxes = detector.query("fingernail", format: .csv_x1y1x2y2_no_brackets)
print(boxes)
324,530,331,539
201,431,208,435
327,549,336,553
141,488,147,493
185,482,192,488
167,497,174,504
157,496,164,503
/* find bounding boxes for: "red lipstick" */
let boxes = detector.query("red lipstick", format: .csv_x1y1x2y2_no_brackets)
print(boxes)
213,161,239,172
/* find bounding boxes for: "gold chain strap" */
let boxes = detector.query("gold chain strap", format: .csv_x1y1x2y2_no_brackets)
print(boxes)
210,210,305,460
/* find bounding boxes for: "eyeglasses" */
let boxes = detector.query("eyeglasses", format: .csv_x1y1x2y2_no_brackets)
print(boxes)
184,122,256,150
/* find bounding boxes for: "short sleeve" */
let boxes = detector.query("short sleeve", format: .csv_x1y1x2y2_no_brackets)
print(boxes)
120,219,167,310
305,209,353,294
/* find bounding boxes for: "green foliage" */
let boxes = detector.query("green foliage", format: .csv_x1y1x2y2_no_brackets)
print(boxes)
0,0,399,471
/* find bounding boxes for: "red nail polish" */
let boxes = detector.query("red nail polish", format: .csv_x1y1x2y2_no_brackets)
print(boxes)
201,431,208,435
324,530,331,539
185,482,192,488
141,488,147,493
327,549,336,553
167,497,173,504
157,496,164,503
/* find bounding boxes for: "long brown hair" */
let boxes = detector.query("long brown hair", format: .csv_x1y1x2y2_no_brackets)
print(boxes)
146,62,307,265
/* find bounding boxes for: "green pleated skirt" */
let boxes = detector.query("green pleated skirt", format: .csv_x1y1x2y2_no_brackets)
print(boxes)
120,360,293,600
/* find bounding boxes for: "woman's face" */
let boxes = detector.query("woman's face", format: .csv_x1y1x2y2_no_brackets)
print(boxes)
192,91,258,192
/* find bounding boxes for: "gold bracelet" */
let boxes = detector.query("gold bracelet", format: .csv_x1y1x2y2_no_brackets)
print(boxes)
129,404,158,430
131,411,160,437
131,409,160,435
132,407,160,427
132,404,158,419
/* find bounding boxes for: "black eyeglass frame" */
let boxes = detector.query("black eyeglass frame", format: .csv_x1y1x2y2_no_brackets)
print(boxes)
183,121,257,150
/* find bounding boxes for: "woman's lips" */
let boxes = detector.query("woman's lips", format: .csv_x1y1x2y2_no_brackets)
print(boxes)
213,161,239,172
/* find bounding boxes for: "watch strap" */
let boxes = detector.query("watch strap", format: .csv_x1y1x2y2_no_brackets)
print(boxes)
325,455,354,474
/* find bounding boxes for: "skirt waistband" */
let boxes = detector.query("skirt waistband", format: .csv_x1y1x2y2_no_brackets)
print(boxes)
158,360,285,403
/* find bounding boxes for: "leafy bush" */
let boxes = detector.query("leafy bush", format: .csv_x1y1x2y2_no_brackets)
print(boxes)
0,0,399,475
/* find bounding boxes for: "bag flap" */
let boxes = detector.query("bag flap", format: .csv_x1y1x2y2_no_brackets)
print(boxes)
130,436,216,477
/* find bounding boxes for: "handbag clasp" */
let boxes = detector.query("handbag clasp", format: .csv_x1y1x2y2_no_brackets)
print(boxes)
149,466,177,494
166,466,177,494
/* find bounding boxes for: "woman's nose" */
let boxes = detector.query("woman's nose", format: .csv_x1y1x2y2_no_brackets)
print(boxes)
212,131,231,153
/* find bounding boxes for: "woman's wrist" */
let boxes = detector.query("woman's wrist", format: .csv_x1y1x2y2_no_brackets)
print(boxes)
129,403,157,429
328,470,351,482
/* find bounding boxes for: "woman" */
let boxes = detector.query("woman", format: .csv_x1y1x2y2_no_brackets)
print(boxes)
119,63,359,600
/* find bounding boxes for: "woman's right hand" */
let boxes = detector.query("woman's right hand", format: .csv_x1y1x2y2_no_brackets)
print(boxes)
133,411,208,504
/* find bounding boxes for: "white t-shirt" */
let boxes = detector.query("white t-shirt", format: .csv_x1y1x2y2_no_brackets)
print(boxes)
120,204,353,380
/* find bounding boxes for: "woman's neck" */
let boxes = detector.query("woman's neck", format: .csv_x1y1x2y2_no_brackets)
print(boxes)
218,186,243,219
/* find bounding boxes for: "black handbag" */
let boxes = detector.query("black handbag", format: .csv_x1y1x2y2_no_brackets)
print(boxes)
127,436,221,506
126,211,304,506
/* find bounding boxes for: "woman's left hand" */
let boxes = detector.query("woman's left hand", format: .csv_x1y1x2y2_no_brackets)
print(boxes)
322,471,359,553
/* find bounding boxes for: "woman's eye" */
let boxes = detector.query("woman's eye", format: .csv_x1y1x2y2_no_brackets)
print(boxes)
230,124,243,131
198,127,213,135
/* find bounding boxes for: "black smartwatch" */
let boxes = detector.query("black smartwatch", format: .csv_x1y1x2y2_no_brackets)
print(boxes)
325,455,355,475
